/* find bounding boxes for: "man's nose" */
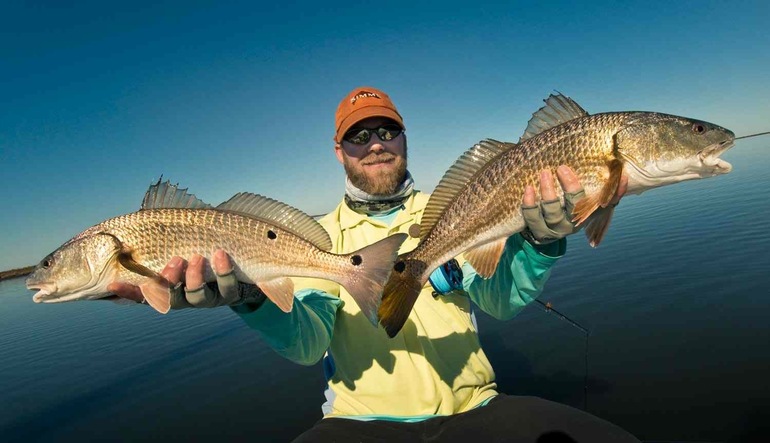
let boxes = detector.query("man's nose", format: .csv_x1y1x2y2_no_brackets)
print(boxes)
368,141,385,153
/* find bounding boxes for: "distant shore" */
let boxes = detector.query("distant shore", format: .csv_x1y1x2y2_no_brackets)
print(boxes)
0,266,34,281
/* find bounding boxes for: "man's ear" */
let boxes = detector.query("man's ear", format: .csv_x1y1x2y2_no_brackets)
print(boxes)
334,143,345,165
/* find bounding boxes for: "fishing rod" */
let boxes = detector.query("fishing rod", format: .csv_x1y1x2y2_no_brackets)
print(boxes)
535,300,588,334
533,299,591,411
735,131,770,140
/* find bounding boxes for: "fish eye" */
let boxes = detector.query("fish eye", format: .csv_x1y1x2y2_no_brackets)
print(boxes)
42,258,53,269
692,123,708,134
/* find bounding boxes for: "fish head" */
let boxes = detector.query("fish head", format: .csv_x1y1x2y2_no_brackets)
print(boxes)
616,112,735,194
26,233,122,303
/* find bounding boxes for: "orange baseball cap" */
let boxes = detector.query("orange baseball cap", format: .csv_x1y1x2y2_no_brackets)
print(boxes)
334,86,404,142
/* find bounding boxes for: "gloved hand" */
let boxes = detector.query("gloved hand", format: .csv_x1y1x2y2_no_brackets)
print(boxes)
169,250,265,309
520,166,626,245
108,249,266,309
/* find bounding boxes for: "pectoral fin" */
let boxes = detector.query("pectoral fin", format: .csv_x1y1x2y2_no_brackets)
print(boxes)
118,252,161,280
257,278,295,313
464,238,507,278
572,159,624,247
572,158,623,220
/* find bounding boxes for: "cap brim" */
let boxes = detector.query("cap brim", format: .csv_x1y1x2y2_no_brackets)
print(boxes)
336,106,404,142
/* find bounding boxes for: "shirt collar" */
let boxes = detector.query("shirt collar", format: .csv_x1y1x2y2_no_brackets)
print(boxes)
337,191,423,231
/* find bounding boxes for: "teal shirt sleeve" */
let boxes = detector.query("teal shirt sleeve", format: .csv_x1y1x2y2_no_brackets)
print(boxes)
463,233,566,320
230,288,342,366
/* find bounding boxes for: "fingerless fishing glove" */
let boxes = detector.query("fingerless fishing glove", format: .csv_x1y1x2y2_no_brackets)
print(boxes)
169,271,266,309
520,189,585,245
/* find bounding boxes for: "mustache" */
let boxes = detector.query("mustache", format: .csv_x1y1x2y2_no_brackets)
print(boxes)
362,154,397,165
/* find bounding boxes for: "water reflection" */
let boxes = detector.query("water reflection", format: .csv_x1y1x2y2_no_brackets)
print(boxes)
1,141,769,442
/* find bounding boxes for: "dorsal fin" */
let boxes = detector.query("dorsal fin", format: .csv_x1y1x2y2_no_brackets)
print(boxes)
217,193,333,251
141,177,212,210
420,139,511,238
518,93,589,142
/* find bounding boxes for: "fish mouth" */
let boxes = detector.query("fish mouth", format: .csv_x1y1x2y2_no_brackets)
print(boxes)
29,283,107,303
698,138,734,174
28,282,58,303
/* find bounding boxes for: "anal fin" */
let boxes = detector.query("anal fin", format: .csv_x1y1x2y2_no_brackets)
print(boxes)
258,278,295,313
464,238,507,278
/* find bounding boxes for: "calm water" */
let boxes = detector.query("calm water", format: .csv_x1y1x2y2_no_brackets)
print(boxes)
2,140,769,442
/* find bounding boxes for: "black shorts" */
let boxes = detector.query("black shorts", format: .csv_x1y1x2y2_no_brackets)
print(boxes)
292,394,640,442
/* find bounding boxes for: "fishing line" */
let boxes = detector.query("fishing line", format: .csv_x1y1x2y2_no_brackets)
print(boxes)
534,299,591,411
735,131,770,140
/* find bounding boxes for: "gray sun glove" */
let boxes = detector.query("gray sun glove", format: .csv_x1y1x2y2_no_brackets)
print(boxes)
520,189,585,245
169,269,266,309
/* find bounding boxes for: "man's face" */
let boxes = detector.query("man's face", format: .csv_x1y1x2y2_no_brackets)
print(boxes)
335,117,407,195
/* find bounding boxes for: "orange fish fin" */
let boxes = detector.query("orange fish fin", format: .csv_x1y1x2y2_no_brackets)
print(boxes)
572,159,624,226
378,258,423,338
598,158,624,207
464,238,507,278
258,277,295,313
572,195,602,227
580,158,623,246
583,205,616,247
139,280,171,314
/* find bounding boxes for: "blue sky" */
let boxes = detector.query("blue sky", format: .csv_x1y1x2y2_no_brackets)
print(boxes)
2,0,769,271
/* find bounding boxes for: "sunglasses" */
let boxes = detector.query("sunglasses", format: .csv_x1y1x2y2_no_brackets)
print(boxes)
343,124,403,145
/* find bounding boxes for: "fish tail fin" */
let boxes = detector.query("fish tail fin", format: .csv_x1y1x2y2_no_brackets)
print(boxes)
338,233,408,328
378,257,424,338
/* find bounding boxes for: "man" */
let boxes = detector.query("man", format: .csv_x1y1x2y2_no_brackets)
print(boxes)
111,87,638,442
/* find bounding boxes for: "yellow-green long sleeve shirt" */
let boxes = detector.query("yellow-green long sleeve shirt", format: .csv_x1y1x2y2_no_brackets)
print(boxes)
233,191,565,418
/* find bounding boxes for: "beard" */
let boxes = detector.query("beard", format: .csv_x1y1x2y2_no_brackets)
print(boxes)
343,148,408,196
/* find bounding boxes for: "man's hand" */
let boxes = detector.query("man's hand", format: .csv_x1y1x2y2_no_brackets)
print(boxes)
108,249,263,308
520,165,628,245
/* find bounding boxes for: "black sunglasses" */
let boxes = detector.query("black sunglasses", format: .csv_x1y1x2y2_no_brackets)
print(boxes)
343,124,403,145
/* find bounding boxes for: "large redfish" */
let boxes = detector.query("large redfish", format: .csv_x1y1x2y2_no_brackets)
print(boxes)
378,93,735,337
26,180,407,326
